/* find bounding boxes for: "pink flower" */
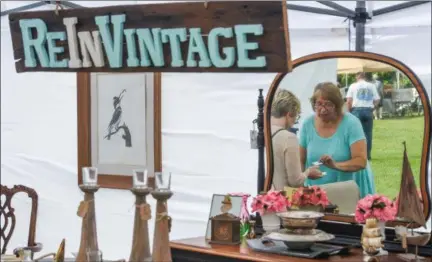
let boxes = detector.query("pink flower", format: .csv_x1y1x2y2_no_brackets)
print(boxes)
291,186,330,208
355,194,396,223
229,192,251,222
251,190,291,216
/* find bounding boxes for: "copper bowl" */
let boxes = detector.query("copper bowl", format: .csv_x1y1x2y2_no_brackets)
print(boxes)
277,211,324,230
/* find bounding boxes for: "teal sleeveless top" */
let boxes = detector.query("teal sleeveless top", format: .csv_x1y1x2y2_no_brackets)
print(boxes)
299,113,375,198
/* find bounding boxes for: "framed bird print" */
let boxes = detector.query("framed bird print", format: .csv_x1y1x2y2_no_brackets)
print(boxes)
77,72,162,189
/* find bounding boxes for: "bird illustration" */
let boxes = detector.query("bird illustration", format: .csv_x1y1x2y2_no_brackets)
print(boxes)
106,89,126,140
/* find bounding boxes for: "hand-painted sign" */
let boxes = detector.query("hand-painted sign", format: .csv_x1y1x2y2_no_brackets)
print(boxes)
9,1,292,73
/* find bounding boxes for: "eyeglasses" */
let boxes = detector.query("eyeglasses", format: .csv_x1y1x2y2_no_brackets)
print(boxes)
314,101,335,110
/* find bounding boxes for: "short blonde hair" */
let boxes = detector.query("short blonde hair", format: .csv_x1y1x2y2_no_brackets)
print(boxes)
271,89,301,118
310,82,344,115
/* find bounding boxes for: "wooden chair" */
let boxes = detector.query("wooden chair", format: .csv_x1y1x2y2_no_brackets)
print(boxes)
0,184,42,257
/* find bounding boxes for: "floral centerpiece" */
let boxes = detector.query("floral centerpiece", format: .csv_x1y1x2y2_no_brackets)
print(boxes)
355,194,397,240
355,194,396,223
251,190,291,232
291,186,330,211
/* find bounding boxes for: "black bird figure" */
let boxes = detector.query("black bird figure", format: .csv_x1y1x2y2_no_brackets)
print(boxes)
106,89,126,140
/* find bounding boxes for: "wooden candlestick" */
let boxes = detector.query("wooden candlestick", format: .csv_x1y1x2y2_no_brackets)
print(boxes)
129,187,152,262
76,185,100,262
151,191,173,262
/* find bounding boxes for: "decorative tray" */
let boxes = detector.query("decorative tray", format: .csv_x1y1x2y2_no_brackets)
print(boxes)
263,229,335,250
247,238,352,259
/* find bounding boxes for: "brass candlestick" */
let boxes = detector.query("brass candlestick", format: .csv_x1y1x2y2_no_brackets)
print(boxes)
76,185,100,262
129,187,152,262
151,191,173,262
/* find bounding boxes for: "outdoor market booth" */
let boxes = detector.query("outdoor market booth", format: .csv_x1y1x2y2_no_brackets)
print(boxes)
337,58,423,117
1,1,432,262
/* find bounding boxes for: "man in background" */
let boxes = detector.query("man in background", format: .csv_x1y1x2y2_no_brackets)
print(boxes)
372,74,384,120
346,72,380,160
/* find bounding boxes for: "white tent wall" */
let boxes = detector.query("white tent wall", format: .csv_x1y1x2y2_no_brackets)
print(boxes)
1,0,431,258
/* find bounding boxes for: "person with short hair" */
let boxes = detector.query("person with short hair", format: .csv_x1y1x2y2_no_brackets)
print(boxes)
346,72,380,160
299,82,375,198
271,89,323,190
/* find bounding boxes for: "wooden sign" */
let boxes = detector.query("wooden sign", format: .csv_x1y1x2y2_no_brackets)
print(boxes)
9,1,292,73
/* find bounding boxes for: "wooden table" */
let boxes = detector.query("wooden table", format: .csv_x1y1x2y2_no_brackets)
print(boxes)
170,237,432,262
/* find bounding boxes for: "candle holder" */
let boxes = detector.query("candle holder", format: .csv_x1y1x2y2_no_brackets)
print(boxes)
152,172,173,262
76,184,100,262
129,169,152,262
82,167,98,186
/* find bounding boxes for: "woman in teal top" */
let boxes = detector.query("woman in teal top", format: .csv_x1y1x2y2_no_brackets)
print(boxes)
299,82,375,198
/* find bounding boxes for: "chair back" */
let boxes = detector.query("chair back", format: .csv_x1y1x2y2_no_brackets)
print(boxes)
320,181,360,214
0,185,38,254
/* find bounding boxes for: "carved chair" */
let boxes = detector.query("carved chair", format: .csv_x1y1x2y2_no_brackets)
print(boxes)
0,184,42,257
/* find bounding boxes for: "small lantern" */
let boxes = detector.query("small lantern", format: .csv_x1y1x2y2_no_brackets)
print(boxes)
209,213,241,245
155,172,171,192
132,169,148,189
82,167,98,186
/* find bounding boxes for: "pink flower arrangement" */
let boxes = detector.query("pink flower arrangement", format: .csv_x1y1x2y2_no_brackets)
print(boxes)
355,194,397,223
229,192,251,222
291,186,330,208
392,189,423,214
251,190,291,215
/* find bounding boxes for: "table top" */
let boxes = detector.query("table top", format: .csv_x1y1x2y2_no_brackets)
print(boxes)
1,255,123,262
170,237,432,262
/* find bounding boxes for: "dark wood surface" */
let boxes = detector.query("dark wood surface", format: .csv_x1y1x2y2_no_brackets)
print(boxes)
263,51,432,228
9,1,291,73
170,237,432,262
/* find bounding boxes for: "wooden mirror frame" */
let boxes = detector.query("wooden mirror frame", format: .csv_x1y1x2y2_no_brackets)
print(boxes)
77,72,162,190
263,51,431,227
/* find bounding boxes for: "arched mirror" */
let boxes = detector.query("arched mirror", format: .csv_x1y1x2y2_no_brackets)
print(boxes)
263,51,431,227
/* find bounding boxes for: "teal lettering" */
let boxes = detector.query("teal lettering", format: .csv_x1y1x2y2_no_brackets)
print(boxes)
95,14,126,68
46,32,68,68
186,28,211,67
124,29,139,67
19,19,49,67
208,27,235,68
234,24,266,68
136,28,164,67
161,28,187,67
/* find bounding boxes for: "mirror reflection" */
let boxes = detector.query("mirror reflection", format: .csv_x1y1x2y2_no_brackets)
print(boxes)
269,58,424,215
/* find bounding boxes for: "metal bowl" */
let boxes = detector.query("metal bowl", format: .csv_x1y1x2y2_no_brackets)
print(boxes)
277,211,324,230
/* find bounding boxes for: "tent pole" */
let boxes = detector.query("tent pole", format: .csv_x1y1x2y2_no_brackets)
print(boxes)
287,3,352,18
316,1,356,17
354,1,368,52
373,1,430,16
1,1,47,17
1,1,84,17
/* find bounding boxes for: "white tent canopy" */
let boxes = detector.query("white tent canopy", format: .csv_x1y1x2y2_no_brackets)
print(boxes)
1,1,431,259
337,58,395,73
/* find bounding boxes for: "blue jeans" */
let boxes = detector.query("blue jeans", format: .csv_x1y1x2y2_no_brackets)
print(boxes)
351,107,374,159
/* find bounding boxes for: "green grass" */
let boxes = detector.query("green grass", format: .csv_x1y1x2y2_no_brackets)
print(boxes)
371,116,424,199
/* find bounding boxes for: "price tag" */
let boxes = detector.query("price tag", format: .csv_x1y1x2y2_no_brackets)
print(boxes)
402,233,407,249
77,201,89,218
139,203,152,220
250,120,258,149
